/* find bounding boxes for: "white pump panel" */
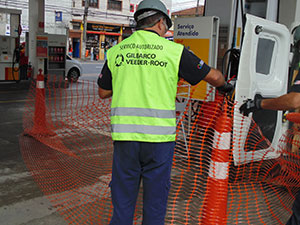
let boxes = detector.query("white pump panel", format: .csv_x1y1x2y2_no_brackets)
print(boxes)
233,14,290,165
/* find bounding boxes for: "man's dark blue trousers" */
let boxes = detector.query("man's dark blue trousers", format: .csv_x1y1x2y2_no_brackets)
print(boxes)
109,141,175,225
287,192,300,225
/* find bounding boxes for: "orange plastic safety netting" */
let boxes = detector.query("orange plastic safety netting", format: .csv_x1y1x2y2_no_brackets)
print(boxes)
20,77,300,224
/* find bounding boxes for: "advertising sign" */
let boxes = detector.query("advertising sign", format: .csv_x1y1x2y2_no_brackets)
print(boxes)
87,23,120,33
5,24,10,36
174,17,219,100
55,11,62,22
36,35,48,58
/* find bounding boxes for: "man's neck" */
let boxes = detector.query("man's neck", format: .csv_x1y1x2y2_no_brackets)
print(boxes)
142,29,160,36
144,26,163,37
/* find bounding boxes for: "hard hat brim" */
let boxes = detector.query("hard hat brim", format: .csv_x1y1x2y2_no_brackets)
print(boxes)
134,9,172,29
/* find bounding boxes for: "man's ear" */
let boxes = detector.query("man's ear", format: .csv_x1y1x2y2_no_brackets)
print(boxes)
158,18,164,30
158,18,167,36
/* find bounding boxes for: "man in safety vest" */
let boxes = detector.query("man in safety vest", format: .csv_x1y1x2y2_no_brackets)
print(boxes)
97,0,233,224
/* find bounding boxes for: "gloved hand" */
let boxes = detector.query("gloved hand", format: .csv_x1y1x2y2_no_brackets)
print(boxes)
239,94,263,116
216,82,234,94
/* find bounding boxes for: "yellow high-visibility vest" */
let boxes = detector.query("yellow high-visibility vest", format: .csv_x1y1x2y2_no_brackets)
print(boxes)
107,30,184,142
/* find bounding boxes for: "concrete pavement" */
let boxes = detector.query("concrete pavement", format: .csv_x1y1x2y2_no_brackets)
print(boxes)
78,59,104,82
0,64,102,224
0,55,105,224
0,81,66,225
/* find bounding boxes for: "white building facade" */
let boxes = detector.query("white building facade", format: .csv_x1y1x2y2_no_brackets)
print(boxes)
0,0,72,41
0,0,172,59
70,0,172,59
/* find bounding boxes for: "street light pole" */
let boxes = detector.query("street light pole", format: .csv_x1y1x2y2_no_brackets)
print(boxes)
81,0,89,59
196,0,200,16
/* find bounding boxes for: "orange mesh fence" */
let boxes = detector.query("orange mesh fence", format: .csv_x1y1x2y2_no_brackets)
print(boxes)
20,77,300,224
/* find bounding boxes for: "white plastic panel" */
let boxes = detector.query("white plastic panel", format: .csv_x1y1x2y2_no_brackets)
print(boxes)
233,14,290,165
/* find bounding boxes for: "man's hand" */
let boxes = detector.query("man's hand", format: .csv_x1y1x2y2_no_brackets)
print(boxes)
239,95,263,116
216,82,234,94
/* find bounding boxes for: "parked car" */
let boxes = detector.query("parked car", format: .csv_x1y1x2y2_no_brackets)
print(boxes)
65,55,82,82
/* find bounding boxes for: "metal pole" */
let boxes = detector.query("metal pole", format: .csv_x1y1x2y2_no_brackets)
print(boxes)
29,0,45,79
196,0,200,16
81,0,89,60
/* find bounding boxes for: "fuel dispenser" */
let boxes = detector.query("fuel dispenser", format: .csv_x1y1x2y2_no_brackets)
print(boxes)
46,34,67,81
28,33,67,82
0,8,22,82
32,33,67,81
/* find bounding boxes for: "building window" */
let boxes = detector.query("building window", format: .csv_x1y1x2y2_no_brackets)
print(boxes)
130,3,134,12
82,0,99,8
107,0,122,11
72,22,81,30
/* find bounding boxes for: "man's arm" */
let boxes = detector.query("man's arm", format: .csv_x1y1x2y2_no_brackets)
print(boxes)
261,92,300,110
97,61,113,99
239,92,300,116
178,48,232,93
98,88,112,99
240,68,300,116
203,68,226,88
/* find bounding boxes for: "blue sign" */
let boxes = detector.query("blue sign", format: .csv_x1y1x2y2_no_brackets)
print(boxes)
55,11,62,22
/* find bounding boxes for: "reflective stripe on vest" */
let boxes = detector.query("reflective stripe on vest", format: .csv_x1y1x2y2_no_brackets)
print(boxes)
111,107,176,119
107,30,184,142
111,124,176,135
111,107,176,136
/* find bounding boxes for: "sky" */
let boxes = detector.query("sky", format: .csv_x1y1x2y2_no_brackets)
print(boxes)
172,0,205,12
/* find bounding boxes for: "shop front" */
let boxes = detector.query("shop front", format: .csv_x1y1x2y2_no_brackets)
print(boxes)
87,22,123,60
70,20,133,60
69,21,82,58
